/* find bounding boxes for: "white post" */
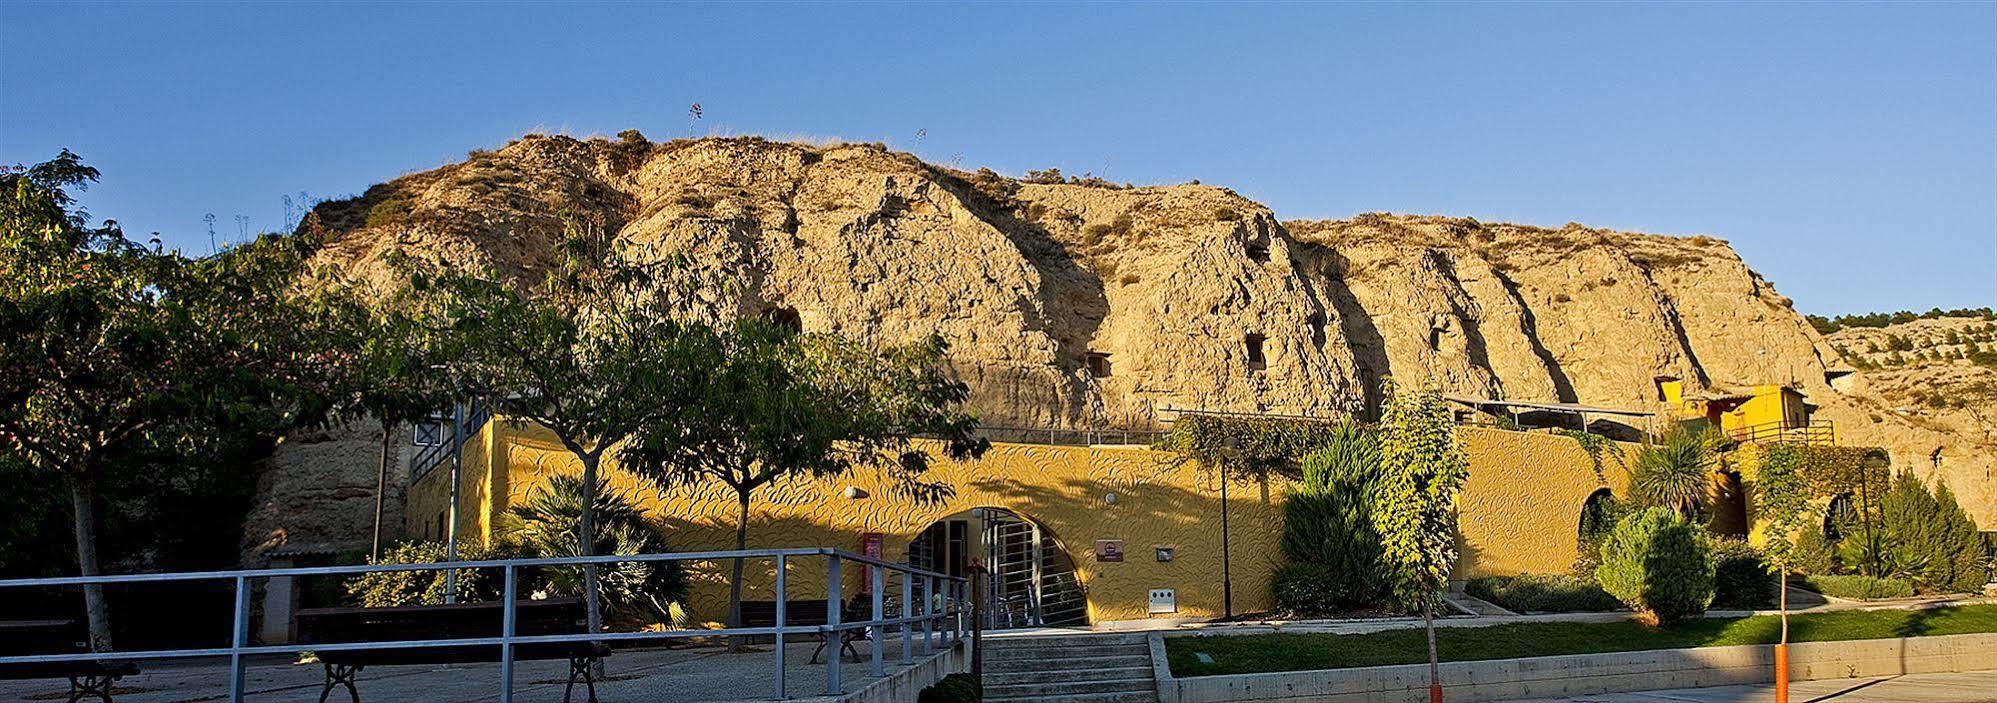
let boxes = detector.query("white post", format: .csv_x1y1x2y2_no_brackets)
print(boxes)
500,565,517,703
229,575,250,703
870,565,886,677
774,554,788,700
444,401,464,603
900,572,915,665
825,555,842,696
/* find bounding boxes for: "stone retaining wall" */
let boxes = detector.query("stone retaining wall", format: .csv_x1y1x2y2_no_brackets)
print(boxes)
1158,632,1997,703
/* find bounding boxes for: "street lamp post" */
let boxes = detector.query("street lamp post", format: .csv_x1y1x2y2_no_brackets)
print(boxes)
1219,434,1238,619
445,399,464,603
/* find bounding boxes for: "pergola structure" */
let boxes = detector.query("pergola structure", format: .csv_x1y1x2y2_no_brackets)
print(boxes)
1443,395,1659,441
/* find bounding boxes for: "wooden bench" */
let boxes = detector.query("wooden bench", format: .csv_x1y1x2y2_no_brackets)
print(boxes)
0,619,137,703
296,599,607,703
737,599,871,664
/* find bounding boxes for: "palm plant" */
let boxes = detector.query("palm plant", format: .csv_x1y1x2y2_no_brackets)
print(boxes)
1629,427,1713,522
501,475,687,627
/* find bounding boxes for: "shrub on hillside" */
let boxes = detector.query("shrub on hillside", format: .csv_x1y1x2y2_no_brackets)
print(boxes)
917,673,981,703
1466,574,1621,613
1709,539,1777,609
1274,426,1386,614
1803,574,1915,600
1790,527,1839,576
344,541,504,608
499,475,688,626
1880,473,1988,594
1272,563,1354,616
1594,508,1715,624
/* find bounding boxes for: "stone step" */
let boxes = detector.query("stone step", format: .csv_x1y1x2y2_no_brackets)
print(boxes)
986,643,1149,659
987,632,1151,647
985,691,1156,703
985,665,1154,686
986,640,1150,654
984,653,1151,673
986,677,1155,698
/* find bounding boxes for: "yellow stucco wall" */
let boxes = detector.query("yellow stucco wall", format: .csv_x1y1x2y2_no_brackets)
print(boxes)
1453,429,1633,577
410,423,1634,625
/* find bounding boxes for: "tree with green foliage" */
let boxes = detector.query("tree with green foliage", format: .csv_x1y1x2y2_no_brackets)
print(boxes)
2,152,336,649
1878,472,1987,593
1156,411,1346,618
1275,425,1384,614
1628,427,1713,522
1753,443,1811,671
309,282,454,561
1595,507,1715,623
409,224,716,633
619,318,987,636
500,474,686,626
1369,379,1468,701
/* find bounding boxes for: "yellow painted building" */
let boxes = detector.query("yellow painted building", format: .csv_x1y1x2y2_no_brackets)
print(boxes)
411,422,1634,626
1660,379,1831,444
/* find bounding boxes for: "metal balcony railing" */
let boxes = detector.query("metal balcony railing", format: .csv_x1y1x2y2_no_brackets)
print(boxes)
1728,420,1836,446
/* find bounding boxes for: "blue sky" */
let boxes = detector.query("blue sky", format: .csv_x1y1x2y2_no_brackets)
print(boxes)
3,2,1991,316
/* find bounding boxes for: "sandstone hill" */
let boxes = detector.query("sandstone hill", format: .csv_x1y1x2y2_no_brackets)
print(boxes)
242,134,1993,561
1824,316,1997,471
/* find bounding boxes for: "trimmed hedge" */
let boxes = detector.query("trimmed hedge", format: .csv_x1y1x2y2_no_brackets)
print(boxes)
1804,574,1915,600
1466,574,1622,613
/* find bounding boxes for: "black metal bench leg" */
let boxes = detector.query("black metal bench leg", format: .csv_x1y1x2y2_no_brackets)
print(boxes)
563,657,598,703
320,663,361,703
67,673,115,703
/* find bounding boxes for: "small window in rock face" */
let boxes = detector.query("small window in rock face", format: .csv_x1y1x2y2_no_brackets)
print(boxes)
1085,352,1113,378
1246,242,1271,263
1307,313,1327,347
1245,334,1268,370
766,306,803,333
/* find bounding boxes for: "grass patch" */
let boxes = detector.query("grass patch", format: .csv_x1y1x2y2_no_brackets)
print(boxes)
1166,604,1997,677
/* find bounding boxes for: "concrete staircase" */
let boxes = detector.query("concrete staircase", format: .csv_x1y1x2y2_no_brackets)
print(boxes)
983,632,1157,703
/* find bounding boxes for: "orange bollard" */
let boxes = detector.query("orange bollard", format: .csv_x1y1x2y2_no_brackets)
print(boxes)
1774,643,1789,703
1430,681,1444,703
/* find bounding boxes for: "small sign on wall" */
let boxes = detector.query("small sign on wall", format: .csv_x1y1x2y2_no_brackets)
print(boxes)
1094,539,1125,563
860,532,883,591
1148,589,1177,614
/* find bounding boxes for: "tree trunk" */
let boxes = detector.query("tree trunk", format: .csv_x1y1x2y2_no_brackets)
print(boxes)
70,478,113,652
1425,604,1442,703
577,453,603,635
727,490,751,652
371,422,392,563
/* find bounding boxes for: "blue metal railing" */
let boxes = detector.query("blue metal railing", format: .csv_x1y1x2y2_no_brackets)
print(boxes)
0,548,967,702
410,403,493,481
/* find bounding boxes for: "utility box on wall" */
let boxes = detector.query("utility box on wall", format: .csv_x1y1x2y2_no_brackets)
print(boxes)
1148,588,1177,614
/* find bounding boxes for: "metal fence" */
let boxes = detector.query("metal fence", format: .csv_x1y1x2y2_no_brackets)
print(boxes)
0,548,966,702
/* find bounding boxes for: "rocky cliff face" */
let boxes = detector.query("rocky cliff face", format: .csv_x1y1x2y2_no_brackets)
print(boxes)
260,134,1989,558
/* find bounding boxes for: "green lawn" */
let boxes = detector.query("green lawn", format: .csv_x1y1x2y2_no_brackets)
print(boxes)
1166,604,1997,677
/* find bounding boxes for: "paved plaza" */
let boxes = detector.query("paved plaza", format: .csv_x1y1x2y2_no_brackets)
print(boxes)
0,636,944,702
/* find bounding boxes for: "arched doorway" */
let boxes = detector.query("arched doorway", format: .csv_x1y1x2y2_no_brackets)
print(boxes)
907,507,1088,628
1708,471,1749,539
1578,488,1619,544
